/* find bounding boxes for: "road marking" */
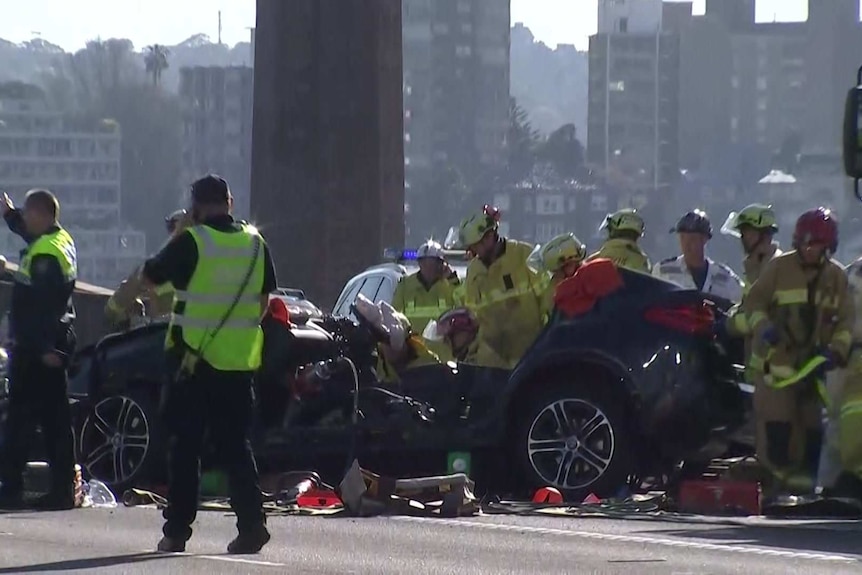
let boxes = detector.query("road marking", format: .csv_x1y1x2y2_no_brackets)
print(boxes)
147,550,285,568
394,517,859,564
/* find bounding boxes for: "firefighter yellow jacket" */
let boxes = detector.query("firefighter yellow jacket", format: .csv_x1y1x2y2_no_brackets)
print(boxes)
375,335,441,384
744,251,853,383
586,238,651,273
727,242,783,338
539,274,564,323
463,239,545,369
461,337,510,370
105,264,175,327
392,271,459,362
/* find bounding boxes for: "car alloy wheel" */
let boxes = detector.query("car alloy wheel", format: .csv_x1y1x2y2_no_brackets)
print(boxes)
79,395,150,487
526,398,615,491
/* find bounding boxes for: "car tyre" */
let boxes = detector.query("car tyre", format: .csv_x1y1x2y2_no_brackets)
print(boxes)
513,381,634,502
78,387,164,494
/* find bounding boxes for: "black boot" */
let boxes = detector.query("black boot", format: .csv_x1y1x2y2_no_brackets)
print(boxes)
227,526,271,555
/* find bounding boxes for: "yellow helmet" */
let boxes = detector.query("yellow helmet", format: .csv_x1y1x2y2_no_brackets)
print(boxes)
457,205,501,248
535,233,587,274
720,203,778,238
599,208,645,237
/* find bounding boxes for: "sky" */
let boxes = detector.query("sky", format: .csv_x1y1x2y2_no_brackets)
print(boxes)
0,0,812,53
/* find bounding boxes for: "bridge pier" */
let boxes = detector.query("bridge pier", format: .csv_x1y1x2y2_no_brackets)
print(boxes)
251,0,405,308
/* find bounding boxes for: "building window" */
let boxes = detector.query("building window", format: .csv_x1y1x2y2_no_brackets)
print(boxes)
537,194,564,215
536,221,566,242
455,45,472,57
757,97,767,111
618,17,628,33
731,75,740,90
591,194,608,212
731,116,739,132
756,116,767,133
457,1,471,14
524,196,533,212
757,76,767,91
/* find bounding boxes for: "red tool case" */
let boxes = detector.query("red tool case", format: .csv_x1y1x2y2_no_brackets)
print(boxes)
677,479,762,516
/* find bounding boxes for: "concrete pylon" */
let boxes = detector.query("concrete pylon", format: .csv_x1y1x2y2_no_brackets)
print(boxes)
251,0,405,308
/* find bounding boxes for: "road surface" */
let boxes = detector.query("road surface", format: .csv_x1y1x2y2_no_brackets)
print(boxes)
0,506,860,574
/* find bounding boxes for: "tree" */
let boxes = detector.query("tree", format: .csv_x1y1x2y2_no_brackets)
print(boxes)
144,44,170,87
504,98,540,183
42,39,183,247
537,123,585,178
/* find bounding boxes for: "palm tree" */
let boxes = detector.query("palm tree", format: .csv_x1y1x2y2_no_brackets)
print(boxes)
144,44,170,87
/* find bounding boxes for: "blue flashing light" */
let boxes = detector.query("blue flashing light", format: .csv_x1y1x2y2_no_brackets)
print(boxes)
382,247,420,261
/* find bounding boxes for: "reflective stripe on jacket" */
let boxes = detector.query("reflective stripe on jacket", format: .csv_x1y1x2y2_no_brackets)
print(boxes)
167,224,265,371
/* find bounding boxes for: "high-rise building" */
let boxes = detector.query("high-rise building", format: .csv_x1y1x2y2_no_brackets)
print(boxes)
179,66,254,217
0,83,146,287
679,0,862,170
587,0,685,194
402,0,510,239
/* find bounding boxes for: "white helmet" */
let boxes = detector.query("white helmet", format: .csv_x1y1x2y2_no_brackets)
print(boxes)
417,239,444,261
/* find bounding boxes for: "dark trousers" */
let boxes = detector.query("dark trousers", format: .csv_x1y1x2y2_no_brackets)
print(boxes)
1,351,74,496
160,361,265,541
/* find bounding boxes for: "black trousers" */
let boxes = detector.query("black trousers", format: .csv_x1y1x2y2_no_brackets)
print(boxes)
160,361,265,540
1,351,75,496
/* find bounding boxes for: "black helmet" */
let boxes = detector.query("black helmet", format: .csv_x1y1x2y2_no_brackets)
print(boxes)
670,209,712,238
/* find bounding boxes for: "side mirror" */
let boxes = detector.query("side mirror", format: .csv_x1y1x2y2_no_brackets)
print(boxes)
842,67,862,201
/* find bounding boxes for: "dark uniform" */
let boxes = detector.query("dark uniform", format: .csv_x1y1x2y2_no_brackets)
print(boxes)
143,176,277,554
0,208,77,509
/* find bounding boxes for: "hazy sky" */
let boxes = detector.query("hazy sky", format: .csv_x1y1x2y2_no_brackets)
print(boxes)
0,0,811,53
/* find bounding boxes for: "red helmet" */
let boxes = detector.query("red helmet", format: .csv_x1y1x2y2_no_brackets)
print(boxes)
793,207,838,253
436,308,478,339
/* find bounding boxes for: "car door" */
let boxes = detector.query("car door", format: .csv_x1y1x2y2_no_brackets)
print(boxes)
333,278,365,318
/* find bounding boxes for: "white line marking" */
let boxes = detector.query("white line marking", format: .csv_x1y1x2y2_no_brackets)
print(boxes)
393,517,859,564
147,550,285,567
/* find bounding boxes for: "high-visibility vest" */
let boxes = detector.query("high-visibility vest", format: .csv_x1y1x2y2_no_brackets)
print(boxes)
167,224,265,371
14,226,77,286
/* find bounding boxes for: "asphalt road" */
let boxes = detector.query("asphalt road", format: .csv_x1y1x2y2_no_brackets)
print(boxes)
0,506,860,574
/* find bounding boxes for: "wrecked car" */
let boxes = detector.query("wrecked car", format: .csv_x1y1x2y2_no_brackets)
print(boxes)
1,261,750,501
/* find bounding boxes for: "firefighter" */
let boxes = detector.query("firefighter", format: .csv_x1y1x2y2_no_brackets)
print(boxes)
433,307,509,369
0,189,77,510
721,203,782,289
105,209,192,329
456,205,545,369
392,240,459,362
821,257,862,498
744,207,853,495
586,208,651,272
528,233,587,321
141,175,274,554
353,294,440,383
653,210,744,304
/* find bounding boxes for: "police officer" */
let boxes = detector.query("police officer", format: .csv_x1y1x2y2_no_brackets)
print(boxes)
0,189,77,510
105,209,192,329
141,175,275,554
457,205,544,369
586,208,651,272
392,240,460,361
744,207,853,495
653,210,743,304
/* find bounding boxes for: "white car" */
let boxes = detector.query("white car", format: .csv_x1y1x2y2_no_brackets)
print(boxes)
331,248,470,319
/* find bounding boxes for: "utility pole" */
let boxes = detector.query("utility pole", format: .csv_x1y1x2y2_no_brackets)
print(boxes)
218,10,223,45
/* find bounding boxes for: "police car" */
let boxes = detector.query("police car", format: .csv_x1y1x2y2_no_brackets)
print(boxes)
331,248,470,318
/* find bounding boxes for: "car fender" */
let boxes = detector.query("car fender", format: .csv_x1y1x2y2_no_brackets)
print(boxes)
501,348,641,424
